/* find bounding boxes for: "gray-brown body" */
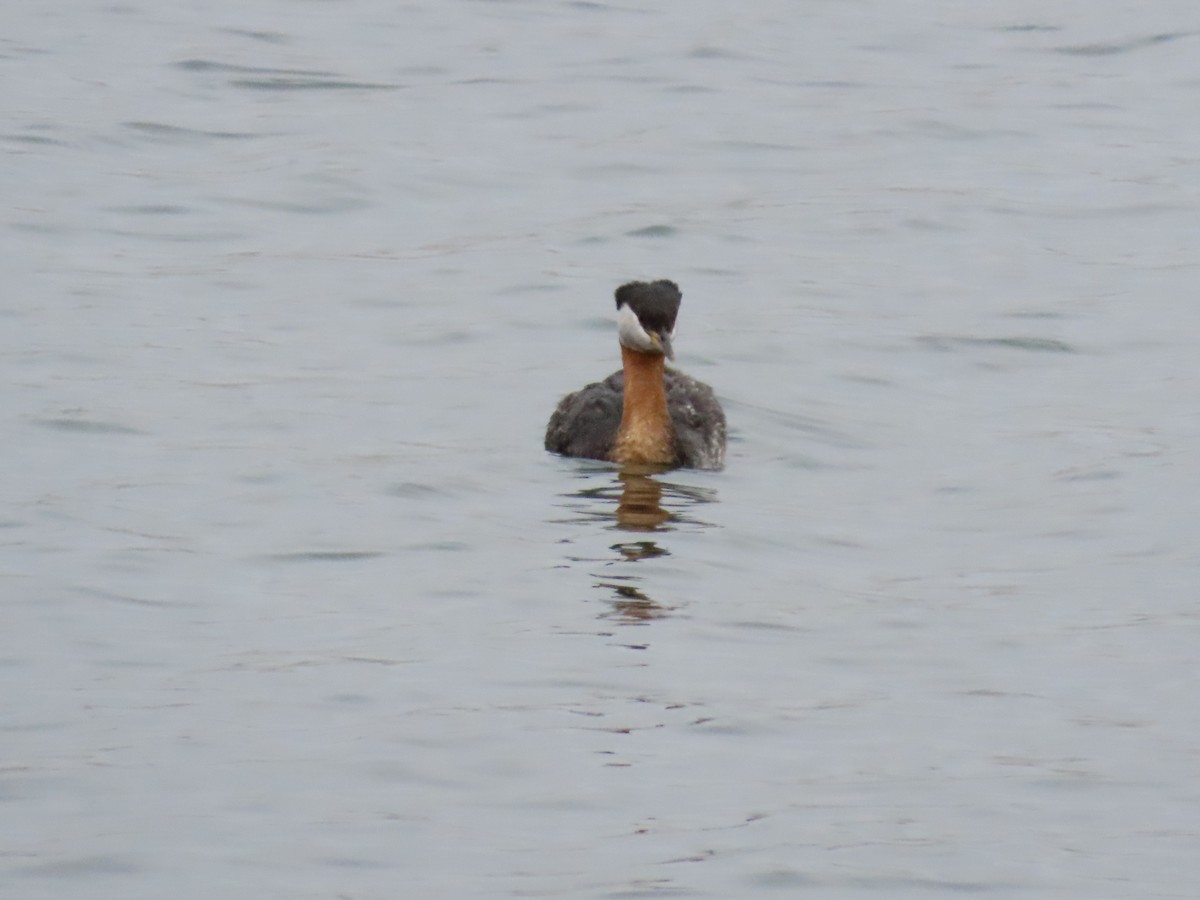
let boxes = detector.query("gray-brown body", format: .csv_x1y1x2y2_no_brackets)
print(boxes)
544,368,726,470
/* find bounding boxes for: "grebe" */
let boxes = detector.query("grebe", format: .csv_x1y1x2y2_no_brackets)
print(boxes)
545,280,726,470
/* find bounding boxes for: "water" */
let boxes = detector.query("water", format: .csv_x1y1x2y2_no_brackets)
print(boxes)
4,2,1199,897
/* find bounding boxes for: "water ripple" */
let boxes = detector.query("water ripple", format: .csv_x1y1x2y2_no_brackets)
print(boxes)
997,24,1062,33
174,58,338,76
174,58,400,91
230,77,400,92
1054,32,1193,56
14,856,140,878
32,417,144,435
123,121,261,141
1,133,67,147
626,224,677,238
916,335,1076,354
266,550,386,563
217,27,291,45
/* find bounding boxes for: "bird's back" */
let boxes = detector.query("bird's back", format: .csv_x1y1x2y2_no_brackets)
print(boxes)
544,371,624,461
664,369,726,470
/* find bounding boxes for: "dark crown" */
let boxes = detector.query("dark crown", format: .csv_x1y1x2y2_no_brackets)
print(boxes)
614,280,681,335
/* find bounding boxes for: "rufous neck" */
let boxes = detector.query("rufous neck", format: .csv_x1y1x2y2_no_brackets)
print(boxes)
614,346,674,465
620,345,668,419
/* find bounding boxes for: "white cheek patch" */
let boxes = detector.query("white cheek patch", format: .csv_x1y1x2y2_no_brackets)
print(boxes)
617,303,659,353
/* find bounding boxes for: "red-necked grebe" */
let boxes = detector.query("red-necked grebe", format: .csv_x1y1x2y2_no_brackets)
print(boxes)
544,280,726,470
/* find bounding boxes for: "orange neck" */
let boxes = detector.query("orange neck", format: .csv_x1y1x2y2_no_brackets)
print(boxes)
613,345,674,466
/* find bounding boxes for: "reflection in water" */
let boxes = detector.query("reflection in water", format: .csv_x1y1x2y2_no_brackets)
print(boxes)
555,467,719,624
594,581,669,622
615,470,671,531
612,540,668,561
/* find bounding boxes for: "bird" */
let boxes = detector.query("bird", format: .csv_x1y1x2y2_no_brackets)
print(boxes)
545,280,726,470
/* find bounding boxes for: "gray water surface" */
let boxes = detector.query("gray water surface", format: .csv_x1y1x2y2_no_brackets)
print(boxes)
4,2,1199,898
